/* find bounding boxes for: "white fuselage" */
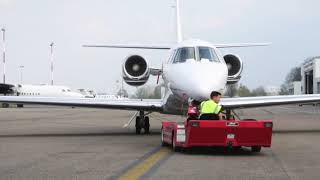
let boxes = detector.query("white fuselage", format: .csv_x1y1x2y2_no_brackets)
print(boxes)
162,39,228,102
16,84,84,98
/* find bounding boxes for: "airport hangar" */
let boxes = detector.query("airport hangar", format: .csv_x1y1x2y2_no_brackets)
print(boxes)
301,56,320,94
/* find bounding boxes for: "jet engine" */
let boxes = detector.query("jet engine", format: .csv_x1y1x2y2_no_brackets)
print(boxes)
122,55,150,86
223,54,243,84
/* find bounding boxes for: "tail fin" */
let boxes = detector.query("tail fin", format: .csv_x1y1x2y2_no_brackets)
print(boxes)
175,0,182,42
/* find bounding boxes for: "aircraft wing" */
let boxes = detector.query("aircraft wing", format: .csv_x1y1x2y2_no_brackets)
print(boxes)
1,94,320,112
0,96,163,111
220,94,320,109
83,44,171,50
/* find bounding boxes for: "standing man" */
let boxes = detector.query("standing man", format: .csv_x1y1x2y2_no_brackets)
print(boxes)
199,91,223,120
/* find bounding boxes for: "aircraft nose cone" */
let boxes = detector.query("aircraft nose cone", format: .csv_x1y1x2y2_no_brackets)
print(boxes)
189,63,228,100
164,61,228,101
196,80,223,99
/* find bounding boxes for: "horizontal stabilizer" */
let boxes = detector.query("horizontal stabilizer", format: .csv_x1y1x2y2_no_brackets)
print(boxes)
83,44,172,50
214,43,270,48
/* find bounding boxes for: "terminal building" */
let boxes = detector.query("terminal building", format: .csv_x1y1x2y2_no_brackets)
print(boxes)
288,81,302,95
301,56,320,94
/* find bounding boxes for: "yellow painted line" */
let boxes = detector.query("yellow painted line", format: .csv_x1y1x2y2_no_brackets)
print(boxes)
118,148,171,180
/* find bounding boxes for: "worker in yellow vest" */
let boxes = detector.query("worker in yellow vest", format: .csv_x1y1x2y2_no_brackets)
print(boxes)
199,91,223,120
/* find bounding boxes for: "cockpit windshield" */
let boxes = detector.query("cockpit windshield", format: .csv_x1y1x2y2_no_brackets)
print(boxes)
173,47,195,63
199,47,219,62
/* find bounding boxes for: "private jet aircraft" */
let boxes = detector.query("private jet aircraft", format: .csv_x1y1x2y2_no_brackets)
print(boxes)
1,0,320,134
0,83,84,98
0,83,84,107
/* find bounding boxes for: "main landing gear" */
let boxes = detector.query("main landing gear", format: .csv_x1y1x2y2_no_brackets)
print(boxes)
135,111,150,134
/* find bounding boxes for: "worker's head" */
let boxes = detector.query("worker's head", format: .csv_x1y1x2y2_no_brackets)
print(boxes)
210,91,221,103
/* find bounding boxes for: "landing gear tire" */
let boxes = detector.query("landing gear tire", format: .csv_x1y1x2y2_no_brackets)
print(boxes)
135,117,142,134
2,103,9,108
251,146,261,153
135,111,151,135
144,116,150,134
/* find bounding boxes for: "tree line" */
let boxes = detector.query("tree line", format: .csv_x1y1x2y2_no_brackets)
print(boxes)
131,85,162,99
225,84,267,97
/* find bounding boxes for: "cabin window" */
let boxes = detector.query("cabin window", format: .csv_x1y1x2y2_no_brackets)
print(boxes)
173,47,195,63
198,47,219,62
168,50,177,63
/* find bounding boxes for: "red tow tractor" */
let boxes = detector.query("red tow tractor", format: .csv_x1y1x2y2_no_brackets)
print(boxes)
161,105,273,153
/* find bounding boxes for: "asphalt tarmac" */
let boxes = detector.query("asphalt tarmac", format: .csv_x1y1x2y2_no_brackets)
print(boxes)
0,105,320,180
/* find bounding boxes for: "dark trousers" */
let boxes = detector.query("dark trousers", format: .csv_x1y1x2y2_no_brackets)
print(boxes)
199,113,219,120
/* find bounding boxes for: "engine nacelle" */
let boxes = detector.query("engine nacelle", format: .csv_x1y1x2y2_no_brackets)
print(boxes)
223,54,243,84
122,55,150,86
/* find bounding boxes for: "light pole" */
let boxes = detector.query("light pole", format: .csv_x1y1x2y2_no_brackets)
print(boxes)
1,28,6,84
50,42,54,85
19,65,24,84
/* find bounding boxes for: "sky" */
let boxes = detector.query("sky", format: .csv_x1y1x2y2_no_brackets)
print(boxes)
0,0,320,94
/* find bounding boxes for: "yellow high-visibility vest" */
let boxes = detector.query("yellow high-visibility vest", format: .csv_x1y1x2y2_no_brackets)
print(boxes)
200,100,222,115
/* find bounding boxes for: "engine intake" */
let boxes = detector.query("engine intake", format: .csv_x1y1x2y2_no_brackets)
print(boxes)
224,54,243,84
122,55,150,86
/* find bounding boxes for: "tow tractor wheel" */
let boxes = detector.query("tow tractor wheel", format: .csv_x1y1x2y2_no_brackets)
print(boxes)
172,132,180,152
135,117,141,134
144,116,150,134
251,146,261,152
161,129,167,146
